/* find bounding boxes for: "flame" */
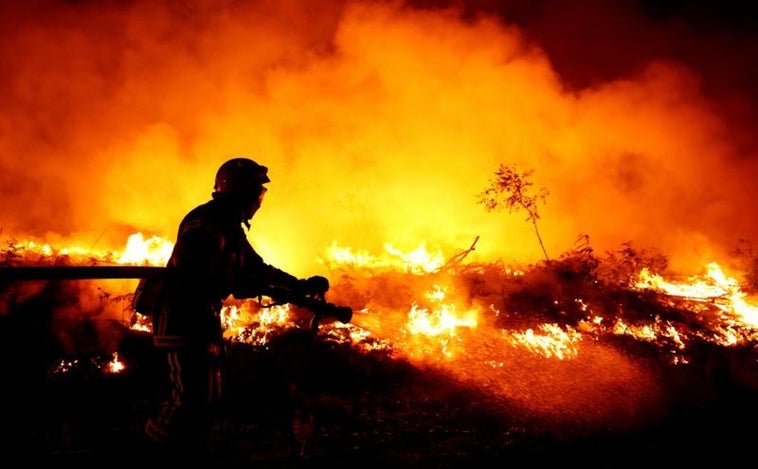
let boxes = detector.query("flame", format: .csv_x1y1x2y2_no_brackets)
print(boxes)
130,313,152,332
117,233,173,266
49,352,125,375
221,301,299,346
321,241,445,273
393,284,476,358
104,352,126,374
633,262,758,346
503,323,581,360
406,285,478,335
635,263,734,300
0,232,171,267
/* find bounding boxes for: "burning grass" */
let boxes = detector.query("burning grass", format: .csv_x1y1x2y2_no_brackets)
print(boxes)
2,235,758,464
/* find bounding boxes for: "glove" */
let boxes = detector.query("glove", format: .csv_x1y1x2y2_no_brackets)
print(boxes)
297,275,330,297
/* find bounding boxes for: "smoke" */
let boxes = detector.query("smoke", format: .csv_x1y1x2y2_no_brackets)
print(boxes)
1,0,756,276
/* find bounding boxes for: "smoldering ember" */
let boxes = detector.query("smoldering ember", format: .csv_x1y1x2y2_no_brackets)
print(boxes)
2,0,758,466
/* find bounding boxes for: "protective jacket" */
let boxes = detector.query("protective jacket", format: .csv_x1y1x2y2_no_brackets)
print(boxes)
152,196,299,349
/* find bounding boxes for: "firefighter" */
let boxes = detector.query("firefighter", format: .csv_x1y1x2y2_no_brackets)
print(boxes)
143,157,329,459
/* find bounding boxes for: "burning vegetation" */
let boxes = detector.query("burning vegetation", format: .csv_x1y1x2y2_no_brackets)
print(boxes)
6,230,758,365
2,228,758,463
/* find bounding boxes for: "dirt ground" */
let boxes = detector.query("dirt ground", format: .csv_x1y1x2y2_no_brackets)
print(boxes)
3,321,757,468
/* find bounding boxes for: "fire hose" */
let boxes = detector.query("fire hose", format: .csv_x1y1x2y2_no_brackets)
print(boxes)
255,284,353,332
0,265,353,330
0,265,165,280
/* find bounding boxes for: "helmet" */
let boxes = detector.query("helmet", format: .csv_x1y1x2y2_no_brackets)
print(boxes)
214,157,270,199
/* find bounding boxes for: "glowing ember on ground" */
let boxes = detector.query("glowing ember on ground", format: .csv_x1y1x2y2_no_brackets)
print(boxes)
49,352,125,375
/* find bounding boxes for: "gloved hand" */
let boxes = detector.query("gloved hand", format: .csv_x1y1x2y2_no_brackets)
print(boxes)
297,275,330,297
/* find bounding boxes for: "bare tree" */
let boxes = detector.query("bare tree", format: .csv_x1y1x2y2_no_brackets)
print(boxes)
478,164,550,261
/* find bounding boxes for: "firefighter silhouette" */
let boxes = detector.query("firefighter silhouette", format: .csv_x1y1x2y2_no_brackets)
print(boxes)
143,157,330,458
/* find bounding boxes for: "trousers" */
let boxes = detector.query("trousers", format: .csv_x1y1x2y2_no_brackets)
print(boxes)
145,343,223,454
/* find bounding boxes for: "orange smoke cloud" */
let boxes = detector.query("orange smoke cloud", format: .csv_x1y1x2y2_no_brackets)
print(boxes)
1,0,756,276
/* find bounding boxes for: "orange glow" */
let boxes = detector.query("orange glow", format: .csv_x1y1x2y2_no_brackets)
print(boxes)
2,1,756,276
2,0,757,433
